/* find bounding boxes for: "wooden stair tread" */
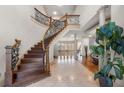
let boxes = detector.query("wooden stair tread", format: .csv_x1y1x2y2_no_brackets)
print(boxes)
31,47,43,49
24,54,44,58
21,58,43,62
21,61,42,64
28,50,44,53
14,68,43,73
25,53,44,55
13,72,50,87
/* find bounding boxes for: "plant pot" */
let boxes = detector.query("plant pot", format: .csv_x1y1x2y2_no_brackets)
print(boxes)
99,77,113,87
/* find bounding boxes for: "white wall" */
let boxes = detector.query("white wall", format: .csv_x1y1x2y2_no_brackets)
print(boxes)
111,5,124,35
0,5,47,86
81,38,90,56
110,6,124,86
111,5,124,60
74,5,101,28
74,5,102,56
49,43,54,63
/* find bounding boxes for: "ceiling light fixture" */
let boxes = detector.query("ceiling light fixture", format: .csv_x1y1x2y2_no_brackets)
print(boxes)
58,5,63,6
71,34,74,37
89,35,92,37
53,11,57,15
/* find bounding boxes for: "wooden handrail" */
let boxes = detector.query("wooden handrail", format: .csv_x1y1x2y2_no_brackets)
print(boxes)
59,14,80,20
67,14,80,16
42,16,53,40
59,15,66,20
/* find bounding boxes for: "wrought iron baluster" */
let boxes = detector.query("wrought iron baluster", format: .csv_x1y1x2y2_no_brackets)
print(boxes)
44,20,66,39
11,47,19,70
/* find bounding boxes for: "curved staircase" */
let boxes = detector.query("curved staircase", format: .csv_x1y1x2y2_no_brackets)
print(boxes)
4,8,80,87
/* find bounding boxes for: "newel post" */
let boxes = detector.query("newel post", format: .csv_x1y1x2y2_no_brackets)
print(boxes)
4,46,13,87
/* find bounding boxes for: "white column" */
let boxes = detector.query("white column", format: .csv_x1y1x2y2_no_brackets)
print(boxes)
74,34,78,60
98,6,106,70
98,6,105,26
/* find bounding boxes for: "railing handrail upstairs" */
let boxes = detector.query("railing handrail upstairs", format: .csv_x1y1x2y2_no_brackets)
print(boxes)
59,14,66,20
43,19,61,39
42,16,52,41
43,20,67,40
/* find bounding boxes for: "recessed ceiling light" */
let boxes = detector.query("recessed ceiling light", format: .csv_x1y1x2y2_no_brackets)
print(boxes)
71,34,74,37
53,11,57,15
58,5,63,6
89,35,92,37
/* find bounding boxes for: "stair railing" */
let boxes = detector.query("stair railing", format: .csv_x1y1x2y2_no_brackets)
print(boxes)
44,19,67,40
42,16,67,74
32,8,80,74
32,8,51,26
5,39,21,86
42,15,80,74
60,14,80,25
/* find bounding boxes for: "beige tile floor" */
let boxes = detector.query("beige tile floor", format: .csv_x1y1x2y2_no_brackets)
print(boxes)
27,56,99,87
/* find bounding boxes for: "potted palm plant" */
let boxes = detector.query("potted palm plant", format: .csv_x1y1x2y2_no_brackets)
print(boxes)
90,21,124,87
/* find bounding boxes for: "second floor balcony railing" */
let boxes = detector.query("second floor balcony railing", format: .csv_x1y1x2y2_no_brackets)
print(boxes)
43,14,80,40
60,14,80,25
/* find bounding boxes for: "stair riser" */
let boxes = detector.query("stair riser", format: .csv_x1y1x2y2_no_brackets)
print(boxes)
24,55,44,58
31,49,44,52
19,64,43,70
38,43,49,45
34,45,42,48
15,70,44,81
21,59,43,63
21,60,43,64
34,44,42,46
28,51,44,54
31,48,43,50
26,53,44,55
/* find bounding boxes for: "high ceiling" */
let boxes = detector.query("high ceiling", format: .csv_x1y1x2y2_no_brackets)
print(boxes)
43,5,76,18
